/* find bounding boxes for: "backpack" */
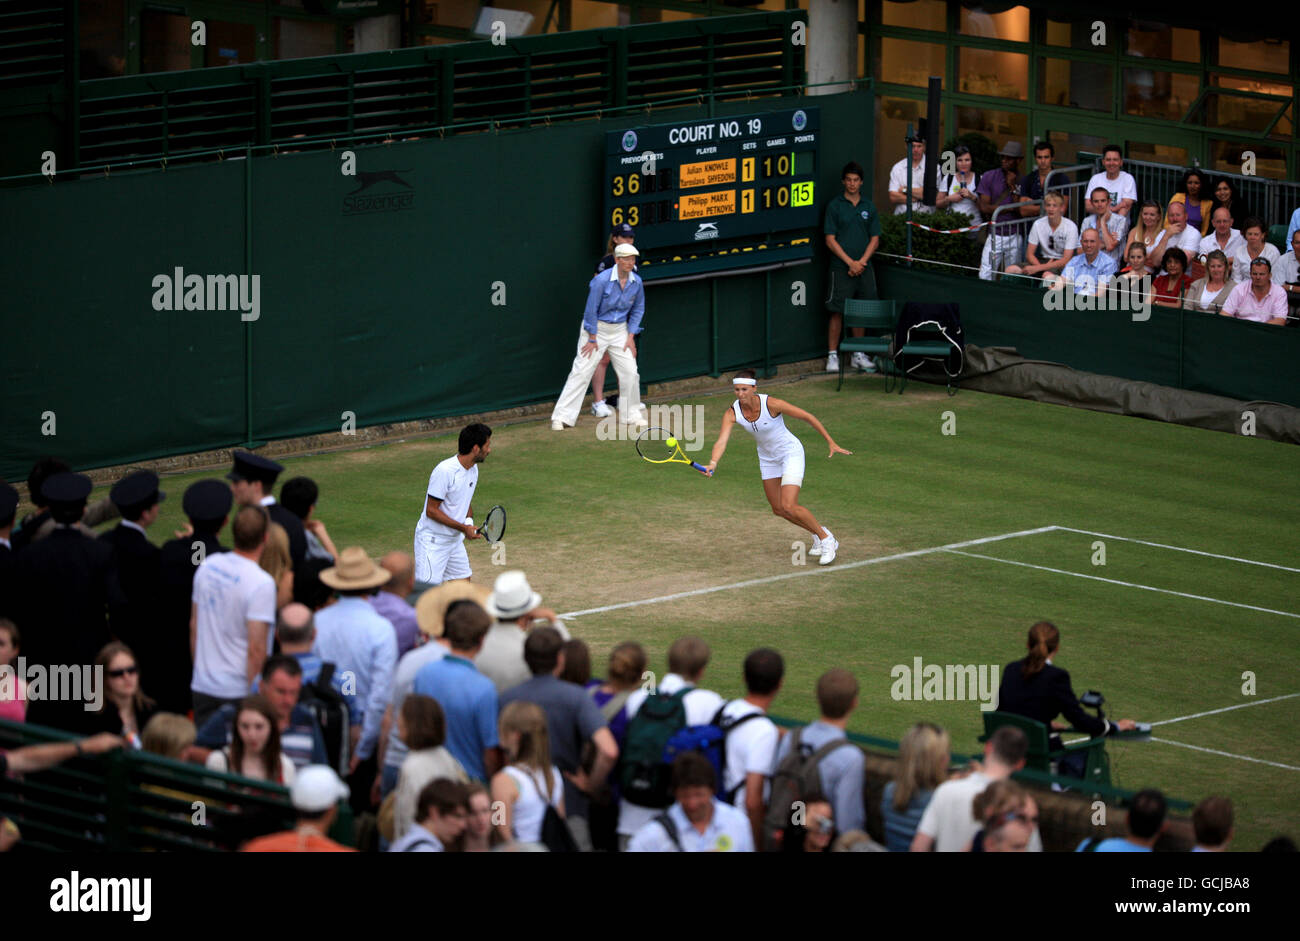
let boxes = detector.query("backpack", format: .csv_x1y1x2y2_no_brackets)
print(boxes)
297,662,350,776
620,688,691,808
662,703,764,805
517,768,579,853
761,726,856,851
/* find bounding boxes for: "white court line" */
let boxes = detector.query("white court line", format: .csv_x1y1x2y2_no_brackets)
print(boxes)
940,549,1300,620
1052,526,1300,574
1151,692,1300,727
1147,737,1300,772
559,525,1059,619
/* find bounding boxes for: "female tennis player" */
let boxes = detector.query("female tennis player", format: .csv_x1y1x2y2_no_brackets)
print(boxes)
704,370,851,564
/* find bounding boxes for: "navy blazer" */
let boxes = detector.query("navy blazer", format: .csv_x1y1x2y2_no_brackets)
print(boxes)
998,658,1108,739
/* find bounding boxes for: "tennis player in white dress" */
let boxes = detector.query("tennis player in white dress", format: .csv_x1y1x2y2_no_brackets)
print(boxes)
704,369,852,564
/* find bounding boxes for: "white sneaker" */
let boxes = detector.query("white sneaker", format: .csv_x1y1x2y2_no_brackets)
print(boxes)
591,400,613,418
826,352,839,373
809,534,822,556
818,533,838,565
550,420,565,431
851,352,878,373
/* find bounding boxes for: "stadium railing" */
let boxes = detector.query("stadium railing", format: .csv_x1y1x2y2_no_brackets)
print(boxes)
1078,152,1300,232
0,718,355,852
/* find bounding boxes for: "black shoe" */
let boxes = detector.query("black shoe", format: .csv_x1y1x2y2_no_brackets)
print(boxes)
605,393,619,409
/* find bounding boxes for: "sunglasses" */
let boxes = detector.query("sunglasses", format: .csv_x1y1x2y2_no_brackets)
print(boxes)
992,810,1038,826
107,665,138,678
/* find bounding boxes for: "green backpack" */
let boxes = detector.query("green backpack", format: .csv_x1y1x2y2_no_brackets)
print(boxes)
619,688,691,808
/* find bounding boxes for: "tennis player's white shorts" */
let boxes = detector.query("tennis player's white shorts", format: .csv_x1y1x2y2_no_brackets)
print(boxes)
759,444,805,488
414,533,471,584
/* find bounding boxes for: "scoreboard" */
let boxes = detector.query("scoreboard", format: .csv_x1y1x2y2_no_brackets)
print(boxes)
603,107,820,256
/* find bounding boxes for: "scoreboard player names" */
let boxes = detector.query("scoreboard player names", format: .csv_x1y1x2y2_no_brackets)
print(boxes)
604,107,820,253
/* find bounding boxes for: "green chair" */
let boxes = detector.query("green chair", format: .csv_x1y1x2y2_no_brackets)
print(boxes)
980,711,1111,789
1268,224,1288,253
894,323,958,395
837,298,896,392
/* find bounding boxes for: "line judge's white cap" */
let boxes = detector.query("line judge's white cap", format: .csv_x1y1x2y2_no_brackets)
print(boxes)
290,765,350,813
613,243,639,257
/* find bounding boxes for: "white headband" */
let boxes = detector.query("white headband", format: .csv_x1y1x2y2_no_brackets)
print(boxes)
733,378,757,386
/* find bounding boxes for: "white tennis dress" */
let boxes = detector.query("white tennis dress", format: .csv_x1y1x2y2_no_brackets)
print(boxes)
732,394,805,486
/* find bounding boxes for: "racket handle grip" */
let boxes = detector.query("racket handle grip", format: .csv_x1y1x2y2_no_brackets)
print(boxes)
691,462,711,476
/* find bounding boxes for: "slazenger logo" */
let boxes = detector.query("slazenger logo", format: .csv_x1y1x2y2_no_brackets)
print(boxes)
694,223,719,241
343,169,416,215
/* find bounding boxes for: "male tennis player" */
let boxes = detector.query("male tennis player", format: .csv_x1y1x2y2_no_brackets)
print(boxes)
704,371,850,564
414,423,491,586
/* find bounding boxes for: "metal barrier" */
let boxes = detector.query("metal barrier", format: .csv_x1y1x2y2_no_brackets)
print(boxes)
1080,152,1300,230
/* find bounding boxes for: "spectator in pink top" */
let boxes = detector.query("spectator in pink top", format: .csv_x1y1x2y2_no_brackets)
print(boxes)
0,619,25,722
1221,258,1288,324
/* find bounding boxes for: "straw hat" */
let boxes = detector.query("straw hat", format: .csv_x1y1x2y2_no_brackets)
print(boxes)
415,581,491,638
319,546,390,591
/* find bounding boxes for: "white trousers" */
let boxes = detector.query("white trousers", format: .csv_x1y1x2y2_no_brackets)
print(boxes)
551,321,644,426
979,232,1024,280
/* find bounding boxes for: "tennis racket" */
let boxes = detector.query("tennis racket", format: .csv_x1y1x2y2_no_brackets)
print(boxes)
475,504,506,542
635,426,711,476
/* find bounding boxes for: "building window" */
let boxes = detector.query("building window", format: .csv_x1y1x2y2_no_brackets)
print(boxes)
1038,57,1112,112
204,21,259,67
878,38,946,89
141,10,192,73
1218,38,1289,75
1210,140,1287,180
1122,68,1199,122
275,19,337,60
1200,93,1291,137
80,0,126,78
955,105,1027,149
882,0,946,32
1124,140,1189,172
1044,17,1102,51
570,0,622,30
1045,129,1107,168
1125,23,1199,62
957,47,1027,100
875,95,926,201
958,5,1029,43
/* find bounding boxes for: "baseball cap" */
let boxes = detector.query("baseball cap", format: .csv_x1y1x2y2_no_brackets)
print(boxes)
611,223,635,238
290,765,350,813
613,243,639,257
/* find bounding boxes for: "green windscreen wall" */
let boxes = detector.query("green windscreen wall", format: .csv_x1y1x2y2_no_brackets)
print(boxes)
876,267,1300,409
1,90,875,482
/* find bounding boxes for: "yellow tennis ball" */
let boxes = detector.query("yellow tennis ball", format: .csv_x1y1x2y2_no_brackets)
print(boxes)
665,437,678,448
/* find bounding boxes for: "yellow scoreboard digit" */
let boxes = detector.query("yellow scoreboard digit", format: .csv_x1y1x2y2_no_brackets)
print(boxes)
791,180,814,207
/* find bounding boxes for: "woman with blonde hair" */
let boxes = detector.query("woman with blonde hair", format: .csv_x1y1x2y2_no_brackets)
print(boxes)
1185,249,1236,313
490,700,565,845
259,522,294,610
881,722,950,851
1124,199,1165,272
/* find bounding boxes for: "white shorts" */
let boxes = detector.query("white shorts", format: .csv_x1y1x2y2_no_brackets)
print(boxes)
759,445,805,488
414,533,471,585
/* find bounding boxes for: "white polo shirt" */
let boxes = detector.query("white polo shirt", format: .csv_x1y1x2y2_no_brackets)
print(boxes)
1197,229,1244,264
720,699,779,809
415,454,477,540
626,798,755,852
191,551,276,699
1027,216,1079,261
1231,243,1281,284
889,156,933,215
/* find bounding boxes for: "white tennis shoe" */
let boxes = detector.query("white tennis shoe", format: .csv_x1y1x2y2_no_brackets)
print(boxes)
818,533,838,565
550,420,565,431
809,534,822,556
591,400,613,418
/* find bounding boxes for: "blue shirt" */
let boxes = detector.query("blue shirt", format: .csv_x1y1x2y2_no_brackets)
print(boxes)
582,267,645,336
253,652,362,725
1287,207,1300,251
195,703,327,770
772,721,866,834
1076,836,1152,852
312,596,399,761
626,798,754,852
1061,251,1117,291
412,654,499,781
881,781,935,852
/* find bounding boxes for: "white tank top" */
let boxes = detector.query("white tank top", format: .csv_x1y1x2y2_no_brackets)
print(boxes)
503,765,563,844
732,394,801,463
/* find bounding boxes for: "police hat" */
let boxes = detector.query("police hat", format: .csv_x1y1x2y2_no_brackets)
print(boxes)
226,451,284,485
41,472,93,506
183,479,233,523
0,482,18,523
110,470,165,514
